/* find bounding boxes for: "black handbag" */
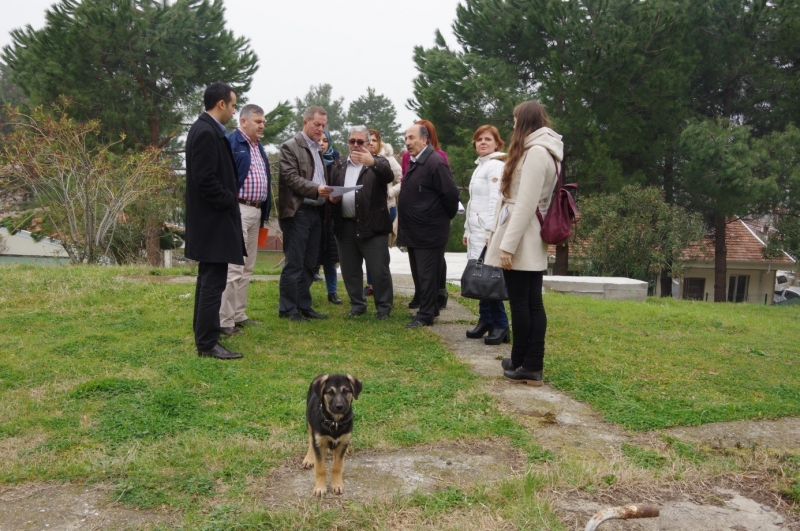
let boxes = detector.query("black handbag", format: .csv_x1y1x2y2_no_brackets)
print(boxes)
460,246,509,300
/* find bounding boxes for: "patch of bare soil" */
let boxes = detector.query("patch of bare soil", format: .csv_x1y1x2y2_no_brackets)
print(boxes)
252,440,527,506
0,483,174,531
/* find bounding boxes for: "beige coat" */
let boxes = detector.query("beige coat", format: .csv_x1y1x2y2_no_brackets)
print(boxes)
485,128,563,271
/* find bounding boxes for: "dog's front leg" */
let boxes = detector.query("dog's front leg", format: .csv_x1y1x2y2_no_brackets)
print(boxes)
330,440,348,495
302,424,315,469
312,437,327,497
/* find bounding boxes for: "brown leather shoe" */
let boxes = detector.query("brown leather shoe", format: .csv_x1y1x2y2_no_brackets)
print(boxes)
220,326,242,336
198,344,243,360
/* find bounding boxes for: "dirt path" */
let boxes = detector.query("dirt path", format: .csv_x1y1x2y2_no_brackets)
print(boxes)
2,291,798,530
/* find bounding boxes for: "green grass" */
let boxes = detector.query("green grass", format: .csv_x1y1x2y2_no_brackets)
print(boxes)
0,264,537,517
538,293,800,430
2,264,799,528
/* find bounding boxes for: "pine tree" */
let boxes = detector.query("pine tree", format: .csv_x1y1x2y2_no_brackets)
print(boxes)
346,87,403,150
290,84,347,148
2,0,258,265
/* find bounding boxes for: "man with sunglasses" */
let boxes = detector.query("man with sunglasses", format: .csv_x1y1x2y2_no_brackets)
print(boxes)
329,125,395,319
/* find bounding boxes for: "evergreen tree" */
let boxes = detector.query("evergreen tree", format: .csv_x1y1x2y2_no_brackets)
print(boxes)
290,84,346,148
2,0,257,265
346,87,403,149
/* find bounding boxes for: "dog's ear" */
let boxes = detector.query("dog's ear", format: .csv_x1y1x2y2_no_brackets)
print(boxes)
312,374,329,398
346,375,362,400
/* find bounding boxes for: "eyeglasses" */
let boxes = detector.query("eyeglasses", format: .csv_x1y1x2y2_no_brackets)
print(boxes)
348,138,367,146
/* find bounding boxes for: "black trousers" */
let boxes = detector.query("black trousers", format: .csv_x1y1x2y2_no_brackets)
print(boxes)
408,246,444,324
193,261,228,351
336,219,393,315
278,206,322,315
503,269,547,371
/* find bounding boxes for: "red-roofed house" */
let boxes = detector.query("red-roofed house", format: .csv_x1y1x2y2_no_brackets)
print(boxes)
656,218,795,304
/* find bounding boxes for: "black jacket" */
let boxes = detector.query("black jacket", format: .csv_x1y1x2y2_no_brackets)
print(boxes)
330,155,394,240
397,146,460,248
184,113,245,264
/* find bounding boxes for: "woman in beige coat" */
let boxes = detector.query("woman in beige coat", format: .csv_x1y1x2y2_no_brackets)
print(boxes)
485,101,563,385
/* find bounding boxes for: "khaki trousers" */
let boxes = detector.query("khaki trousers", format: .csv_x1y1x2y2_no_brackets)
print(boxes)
219,203,261,327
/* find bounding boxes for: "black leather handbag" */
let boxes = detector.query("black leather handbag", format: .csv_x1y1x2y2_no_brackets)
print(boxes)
460,246,509,300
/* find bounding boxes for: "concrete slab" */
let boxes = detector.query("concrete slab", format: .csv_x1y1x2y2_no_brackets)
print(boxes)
544,276,648,302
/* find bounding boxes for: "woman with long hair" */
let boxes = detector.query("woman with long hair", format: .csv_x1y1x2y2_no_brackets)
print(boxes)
463,125,509,344
485,101,563,385
401,119,451,310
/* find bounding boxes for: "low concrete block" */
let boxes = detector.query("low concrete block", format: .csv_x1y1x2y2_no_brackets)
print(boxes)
543,276,648,302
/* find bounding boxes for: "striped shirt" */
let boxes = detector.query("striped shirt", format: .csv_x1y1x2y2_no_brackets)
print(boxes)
300,132,326,206
238,130,269,203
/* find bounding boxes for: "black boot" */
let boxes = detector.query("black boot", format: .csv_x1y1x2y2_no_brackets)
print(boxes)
484,327,510,345
466,322,493,339
437,288,449,309
327,293,342,304
503,366,543,386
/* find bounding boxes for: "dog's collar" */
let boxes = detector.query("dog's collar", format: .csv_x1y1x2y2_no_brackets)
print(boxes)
320,403,352,432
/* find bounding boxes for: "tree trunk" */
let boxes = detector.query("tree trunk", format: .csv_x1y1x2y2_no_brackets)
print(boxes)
713,215,727,302
146,222,161,266
660,266,673,297
553,242,569,275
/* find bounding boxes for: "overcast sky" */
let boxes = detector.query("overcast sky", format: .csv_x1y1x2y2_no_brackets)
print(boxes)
0,0,464,146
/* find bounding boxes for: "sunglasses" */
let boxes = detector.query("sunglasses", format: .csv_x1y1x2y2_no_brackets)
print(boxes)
348,138,368,146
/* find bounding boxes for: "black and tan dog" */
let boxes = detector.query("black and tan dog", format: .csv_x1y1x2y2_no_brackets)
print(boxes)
302,373,362,497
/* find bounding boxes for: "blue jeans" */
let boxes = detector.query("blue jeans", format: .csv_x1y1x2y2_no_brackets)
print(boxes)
323,262,338,294
478,299,508,328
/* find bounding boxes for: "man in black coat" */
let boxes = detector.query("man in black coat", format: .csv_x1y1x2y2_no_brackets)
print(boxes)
185,82,246,360
397,124,460,328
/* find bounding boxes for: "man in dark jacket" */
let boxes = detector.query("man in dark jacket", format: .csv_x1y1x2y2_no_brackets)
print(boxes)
329,125,395,319
277,106,333,321
184,82,245,360
219,104,271,335
397,124,460,328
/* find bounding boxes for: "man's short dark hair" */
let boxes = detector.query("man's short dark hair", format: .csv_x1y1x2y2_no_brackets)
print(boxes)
418,124,430,144
204,82,235,111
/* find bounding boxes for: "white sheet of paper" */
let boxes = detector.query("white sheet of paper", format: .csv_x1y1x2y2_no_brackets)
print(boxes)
328,185,363,198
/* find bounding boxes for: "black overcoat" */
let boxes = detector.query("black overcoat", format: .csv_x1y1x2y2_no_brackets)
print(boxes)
184,113,245,264
397,147,460,249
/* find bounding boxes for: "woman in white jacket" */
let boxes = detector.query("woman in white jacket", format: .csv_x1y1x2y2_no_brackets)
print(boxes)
463,125,509,345
485,101,562,386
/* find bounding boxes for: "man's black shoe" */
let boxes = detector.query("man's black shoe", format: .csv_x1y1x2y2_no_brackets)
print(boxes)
235,319,261,327
347,309,366,317
503,367,543,386
375,312,390,320
405,319,431,329
300,309,328,319
198,344,243,360
280,312,309,322
327,293,343,304
501,358,515,371
220,326,243,336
